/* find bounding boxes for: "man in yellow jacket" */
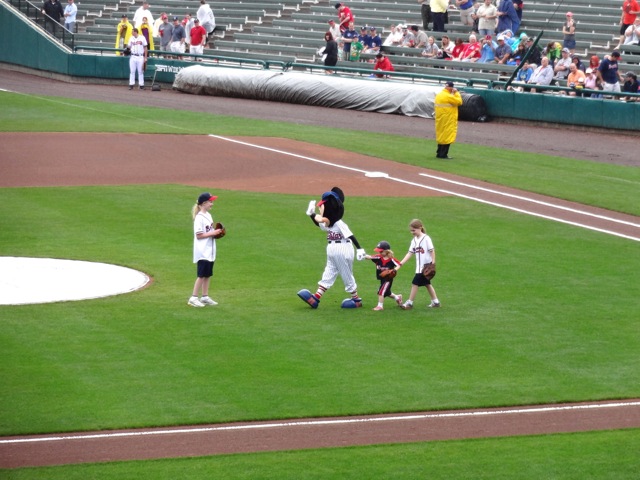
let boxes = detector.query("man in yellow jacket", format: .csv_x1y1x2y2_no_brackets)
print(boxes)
434,81,463,159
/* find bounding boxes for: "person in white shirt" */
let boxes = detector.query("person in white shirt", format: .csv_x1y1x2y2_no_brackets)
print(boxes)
63,0,77,32
197,0,216,37
127,28,147,90
133,1,154,30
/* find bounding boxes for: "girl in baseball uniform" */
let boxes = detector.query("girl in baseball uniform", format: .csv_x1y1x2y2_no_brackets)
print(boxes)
398,219,440,309
297,187,366,309
365,240,403,311
188,192,223,308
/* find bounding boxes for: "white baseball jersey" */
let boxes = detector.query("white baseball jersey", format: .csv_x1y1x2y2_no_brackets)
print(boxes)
408,233,434,273
318,219,357,292
193,211,216,262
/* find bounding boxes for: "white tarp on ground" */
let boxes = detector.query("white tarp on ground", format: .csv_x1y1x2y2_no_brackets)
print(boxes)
173,66,488,120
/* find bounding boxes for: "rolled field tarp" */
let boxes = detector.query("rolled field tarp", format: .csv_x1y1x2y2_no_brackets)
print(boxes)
173,65,488,121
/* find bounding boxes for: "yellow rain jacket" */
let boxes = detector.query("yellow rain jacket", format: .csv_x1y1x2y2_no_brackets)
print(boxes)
434,88,463,145
115,19,133,55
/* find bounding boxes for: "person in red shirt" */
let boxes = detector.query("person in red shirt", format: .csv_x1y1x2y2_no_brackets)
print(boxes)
189,17,207,61
335,2,354,33
459,34,481,62
616,0,640,49
373,53,394,78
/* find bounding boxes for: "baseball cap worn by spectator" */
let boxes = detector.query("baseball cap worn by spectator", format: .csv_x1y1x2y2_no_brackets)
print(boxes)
562,48,570,53
173,16,179,21
328,19,335,24
566,11,573,16
446,81,454,87
370,26,376,31
374,241,391,252
197,193,218,204
586,67,593,73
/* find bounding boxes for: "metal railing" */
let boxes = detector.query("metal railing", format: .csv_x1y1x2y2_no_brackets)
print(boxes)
8,0,75,50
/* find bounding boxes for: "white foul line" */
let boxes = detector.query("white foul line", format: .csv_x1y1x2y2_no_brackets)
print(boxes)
208,135,640,243
2,401,639,445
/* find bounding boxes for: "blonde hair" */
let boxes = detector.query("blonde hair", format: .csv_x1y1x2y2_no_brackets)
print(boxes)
191,203,202,220
409,218,426,233
381,249,395,258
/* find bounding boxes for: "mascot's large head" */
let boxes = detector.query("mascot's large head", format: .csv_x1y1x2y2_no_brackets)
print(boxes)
317,186,344,227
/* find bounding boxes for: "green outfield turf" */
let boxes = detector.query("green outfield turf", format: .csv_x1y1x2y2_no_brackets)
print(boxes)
0,91,638,478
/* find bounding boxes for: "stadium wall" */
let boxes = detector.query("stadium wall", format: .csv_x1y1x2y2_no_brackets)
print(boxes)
1,3,638,131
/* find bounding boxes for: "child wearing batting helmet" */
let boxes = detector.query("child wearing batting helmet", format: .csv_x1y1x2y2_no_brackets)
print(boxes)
365,240,403,311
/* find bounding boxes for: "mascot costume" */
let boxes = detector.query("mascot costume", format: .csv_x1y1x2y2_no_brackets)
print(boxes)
297,187,366,309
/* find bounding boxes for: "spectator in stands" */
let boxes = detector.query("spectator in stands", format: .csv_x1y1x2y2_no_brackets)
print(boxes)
456,0,476,29
614,0,640,50
410,25,429,48
561,12,576,54
42,0,64,33
366,26,382,54
508,42,526,65
583,67,602,97
476,0,498,37
430,0,449,32
510,61,535,89
133,1,153,30
157,14,172,56
494,35,511,63
189,18,207,61
451,37,465,59
512,0,523,34
499,28,516,48
518,63,534,82
115,14,133,55
335,2,354,33
181,13,192,53
622,71,639,100
342,21,358,59
358,26,371,49
526,56,553,92
373,52,394,77
197,0,216,41
496,0,519,35
478,34,496,62
597,50,624,94
589,54,600,70
419,0,432,30
153,12,166,38
525,37,542,65
553,47,572,81
438,35,454,58
169,16,186,58
323,31,339,74
328,20,342,49
623,18,640,44
140,17,154,53
383,24,404,46
421,36,441,57
350,34,365,61
571,55,586,72
459,34,481,61
63,0,77,33
565,63,586,96
399,25,415,47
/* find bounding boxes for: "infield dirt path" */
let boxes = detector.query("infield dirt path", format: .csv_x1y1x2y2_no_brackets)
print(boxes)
1,67,639,468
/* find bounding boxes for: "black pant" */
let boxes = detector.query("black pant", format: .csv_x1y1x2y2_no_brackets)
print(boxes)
436,144,451,158
432,12,446,32
421,3,431,30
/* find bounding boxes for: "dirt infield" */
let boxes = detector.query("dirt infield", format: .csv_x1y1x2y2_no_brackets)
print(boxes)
1,67,640,468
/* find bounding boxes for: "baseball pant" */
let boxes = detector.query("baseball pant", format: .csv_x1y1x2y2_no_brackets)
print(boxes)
319,243,357,293
129,55,145,86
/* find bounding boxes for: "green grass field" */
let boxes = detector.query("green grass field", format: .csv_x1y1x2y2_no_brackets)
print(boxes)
1,91,639,478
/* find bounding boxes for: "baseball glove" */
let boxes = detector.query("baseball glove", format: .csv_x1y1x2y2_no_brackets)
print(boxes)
380,269,397,279
422,262,436,280
213,222,226,239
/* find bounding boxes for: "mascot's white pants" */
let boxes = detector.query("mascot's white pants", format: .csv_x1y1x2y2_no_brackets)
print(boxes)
319,243,356,293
